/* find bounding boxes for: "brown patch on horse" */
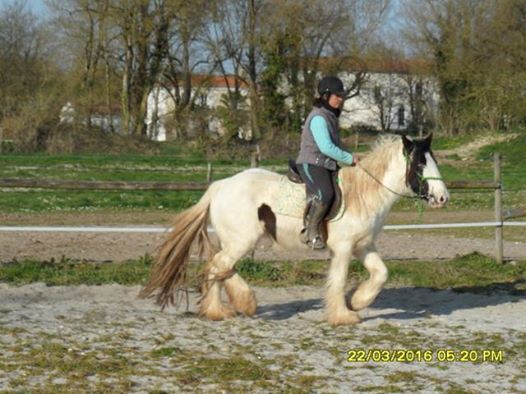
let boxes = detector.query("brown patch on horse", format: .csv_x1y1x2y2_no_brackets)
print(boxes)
258,204,277,240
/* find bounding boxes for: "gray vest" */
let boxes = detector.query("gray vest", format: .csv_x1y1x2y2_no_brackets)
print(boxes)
296,106,340,170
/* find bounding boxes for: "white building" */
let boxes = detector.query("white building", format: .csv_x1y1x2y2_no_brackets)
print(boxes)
147,75,249,141
146,63,439,141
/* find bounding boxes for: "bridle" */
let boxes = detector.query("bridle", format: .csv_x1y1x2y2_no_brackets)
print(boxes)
356,149,443,201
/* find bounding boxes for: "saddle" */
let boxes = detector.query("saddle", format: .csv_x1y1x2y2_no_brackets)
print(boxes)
287,159,343,223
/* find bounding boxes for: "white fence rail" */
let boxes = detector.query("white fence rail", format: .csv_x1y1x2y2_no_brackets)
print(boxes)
0,153,524,262
0,222,524,234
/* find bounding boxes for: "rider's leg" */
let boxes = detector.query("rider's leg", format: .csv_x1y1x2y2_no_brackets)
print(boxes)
297,164,334,249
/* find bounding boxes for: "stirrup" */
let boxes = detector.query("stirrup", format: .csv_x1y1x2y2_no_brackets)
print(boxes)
300,228,326,249
307,236,325,250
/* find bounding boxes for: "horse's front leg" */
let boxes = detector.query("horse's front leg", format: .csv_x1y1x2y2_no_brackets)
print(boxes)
325,242,361,326
350,246,388,311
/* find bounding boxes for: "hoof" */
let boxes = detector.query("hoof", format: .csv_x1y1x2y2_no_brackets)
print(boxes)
346,291,372,312
199,303,236,321
327,310,361,326
229,290,257,316
224,277,257,316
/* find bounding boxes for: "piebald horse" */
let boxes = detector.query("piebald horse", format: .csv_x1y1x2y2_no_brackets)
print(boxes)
140,134,449,326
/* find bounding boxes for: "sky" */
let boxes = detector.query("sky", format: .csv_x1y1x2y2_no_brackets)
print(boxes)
6,0,404,25
1,0,48,15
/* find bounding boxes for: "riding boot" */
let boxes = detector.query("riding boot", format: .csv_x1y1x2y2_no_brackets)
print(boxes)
300,199,329,249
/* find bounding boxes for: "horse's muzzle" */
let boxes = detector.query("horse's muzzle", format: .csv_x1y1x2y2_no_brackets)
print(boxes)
427,193,449,208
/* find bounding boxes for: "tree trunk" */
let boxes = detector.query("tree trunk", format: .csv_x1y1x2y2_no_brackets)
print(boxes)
247,0,260,139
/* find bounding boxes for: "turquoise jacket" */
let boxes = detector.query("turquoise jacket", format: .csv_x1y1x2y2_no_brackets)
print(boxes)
310,115,353,165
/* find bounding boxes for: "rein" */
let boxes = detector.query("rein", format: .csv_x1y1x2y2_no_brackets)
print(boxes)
356,163,421,199
355,160,443,201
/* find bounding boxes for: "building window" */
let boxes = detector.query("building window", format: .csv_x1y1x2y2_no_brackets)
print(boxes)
415,81,423,96
199,94,207,107
397,105,405,127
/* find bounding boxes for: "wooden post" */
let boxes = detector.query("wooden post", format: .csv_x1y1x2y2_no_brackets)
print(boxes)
251,149,260,168
494,153,503,264
207,162,213,184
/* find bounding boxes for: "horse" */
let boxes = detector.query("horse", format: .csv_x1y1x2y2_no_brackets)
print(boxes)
139,134,449,326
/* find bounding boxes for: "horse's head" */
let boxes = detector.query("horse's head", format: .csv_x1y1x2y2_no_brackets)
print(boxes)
402,134,449,208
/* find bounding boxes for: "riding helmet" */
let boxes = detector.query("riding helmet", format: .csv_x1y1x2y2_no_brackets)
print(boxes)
317,76,346,96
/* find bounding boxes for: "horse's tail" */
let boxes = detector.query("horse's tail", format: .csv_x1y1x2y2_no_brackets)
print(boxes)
139,181,220,310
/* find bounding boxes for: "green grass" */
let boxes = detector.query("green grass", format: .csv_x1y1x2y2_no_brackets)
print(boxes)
1,130,525,213
0,152,290,212
432,132,481,150
478,132,526,189
0,256,154,286
1,253,524,293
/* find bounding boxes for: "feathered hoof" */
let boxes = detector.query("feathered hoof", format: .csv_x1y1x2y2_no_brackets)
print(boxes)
199,303,236,321
226,287,257,317
327,309,361,326
346,294,365,311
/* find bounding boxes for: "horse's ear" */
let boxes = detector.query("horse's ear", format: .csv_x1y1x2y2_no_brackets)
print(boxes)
402,135,414,154
423,133,433,149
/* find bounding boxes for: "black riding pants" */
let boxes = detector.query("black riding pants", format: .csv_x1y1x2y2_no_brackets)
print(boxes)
297,163,335,206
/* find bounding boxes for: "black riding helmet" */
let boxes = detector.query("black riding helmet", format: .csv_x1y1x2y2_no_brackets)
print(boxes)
317,76,346,97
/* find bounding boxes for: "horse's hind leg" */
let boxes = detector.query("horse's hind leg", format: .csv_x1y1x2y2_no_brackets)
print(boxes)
199,250,237,320
200,236,260,320
350,247,388,311
224,271,257,316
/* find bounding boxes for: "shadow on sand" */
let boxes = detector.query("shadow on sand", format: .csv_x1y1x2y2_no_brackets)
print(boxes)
256,280,526,321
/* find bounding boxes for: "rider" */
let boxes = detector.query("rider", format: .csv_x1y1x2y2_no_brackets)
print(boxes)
296,75,358,249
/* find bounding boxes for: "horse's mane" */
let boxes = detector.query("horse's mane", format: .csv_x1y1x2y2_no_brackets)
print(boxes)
341,135,403,216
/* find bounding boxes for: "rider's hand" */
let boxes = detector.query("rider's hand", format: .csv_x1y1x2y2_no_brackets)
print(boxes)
351,155,360,166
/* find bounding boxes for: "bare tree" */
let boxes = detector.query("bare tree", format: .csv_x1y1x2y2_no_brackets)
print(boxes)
0,0,62,151
261,0,390,128
0,0,46,118
160,0,212,139
401,0,496,134
204,0,266,139
48,0,123,132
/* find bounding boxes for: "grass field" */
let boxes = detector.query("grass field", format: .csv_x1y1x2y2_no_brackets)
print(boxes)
1,253,524,293
0,131,525,213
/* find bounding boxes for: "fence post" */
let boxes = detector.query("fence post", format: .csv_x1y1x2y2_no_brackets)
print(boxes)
207,162,213,184
251,148,260,168
494,153,503,264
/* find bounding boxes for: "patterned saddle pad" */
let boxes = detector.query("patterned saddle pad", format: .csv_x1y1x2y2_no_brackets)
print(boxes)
273,174,345,222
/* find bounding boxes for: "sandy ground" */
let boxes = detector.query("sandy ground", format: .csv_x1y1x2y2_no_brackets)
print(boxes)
0,210,525,263
0,226,524,263
0,283,525,392
0,211,525,392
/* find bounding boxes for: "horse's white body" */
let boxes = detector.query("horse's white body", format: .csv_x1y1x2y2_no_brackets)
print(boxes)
142,136,449,325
